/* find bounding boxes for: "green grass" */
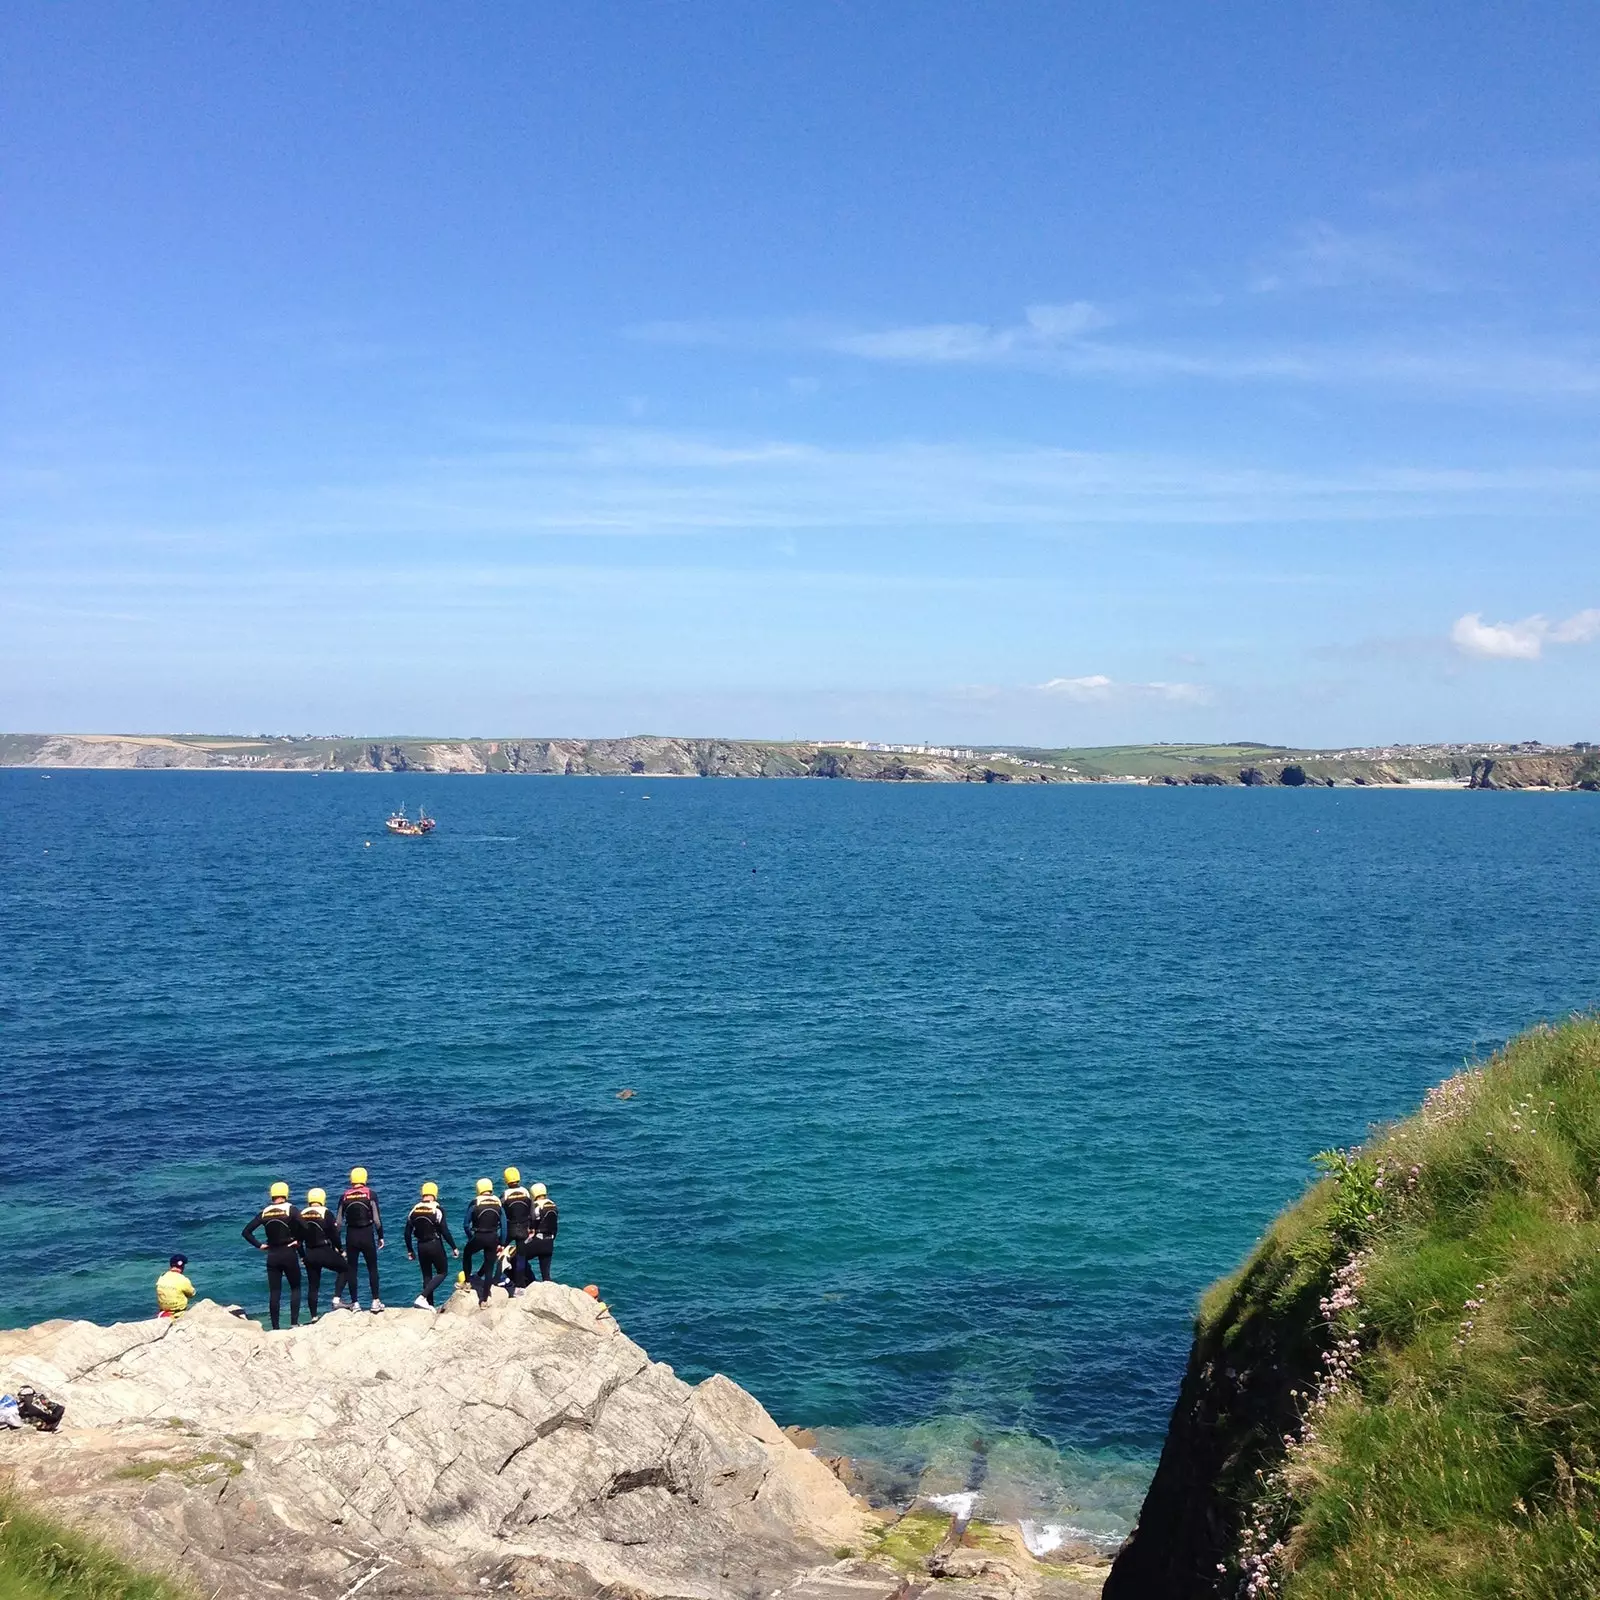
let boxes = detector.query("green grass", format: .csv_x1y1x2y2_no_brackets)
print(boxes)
0,1490,191,1600
1210,1017,1600,1598
109,1453,240,1485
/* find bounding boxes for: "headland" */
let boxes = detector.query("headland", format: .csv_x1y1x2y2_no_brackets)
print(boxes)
4,734,1598,789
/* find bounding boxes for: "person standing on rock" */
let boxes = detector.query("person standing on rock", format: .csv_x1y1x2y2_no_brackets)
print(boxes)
500,1167,534,1291
404,1181,458,1308
336,1166,385,1313
525,1183,559,1282
242,1182,304,1330
299,1187,347,1320
462,1178,503,1301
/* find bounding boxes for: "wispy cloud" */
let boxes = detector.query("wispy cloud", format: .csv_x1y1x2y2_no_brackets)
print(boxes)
633,311,1600,396
830,301,1110,363
1249,222,1453,294
1038,674,1211,704
10,427,1600,555
1450,608,1600,660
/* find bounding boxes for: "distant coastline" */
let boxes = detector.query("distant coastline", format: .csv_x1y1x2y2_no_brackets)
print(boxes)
4,732,1597,789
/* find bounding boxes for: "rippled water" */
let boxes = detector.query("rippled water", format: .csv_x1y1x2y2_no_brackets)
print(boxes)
3,772,1598,1543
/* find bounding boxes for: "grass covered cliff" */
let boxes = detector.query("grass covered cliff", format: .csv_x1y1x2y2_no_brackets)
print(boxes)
1107,1016,1600,1600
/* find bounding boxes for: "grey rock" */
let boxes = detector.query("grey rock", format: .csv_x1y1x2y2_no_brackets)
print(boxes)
0,1285,872,1600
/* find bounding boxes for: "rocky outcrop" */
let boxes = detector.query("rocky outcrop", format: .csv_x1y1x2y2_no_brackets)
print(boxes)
1101,1231,1326,1600
0,1287,872,1600
1468,753,1588,789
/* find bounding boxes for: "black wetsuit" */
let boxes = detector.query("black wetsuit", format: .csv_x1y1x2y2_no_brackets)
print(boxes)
336,1184,383,1304
527,1197,558,1281
404,1200,458,1305
501,1186,533,1289
462,1195,503,1301
298,1203,347,1317
242,1201,304,1329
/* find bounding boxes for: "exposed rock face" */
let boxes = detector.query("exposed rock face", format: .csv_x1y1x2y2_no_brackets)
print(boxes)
0,1287,872,1600
1469,753,1588,790
1102,1232,1326,1600
0,734,1061,784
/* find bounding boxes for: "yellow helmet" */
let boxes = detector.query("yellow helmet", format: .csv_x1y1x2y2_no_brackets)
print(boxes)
420,1181,439,1199
307,1187,326,1206
350,1166,368,1185
270,1181,290,1200
475,1177,494,1194
530,1183,548,1200
503,1166,521,1185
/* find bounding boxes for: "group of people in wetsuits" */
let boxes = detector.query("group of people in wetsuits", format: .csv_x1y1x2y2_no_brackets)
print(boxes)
240,1166,559,1329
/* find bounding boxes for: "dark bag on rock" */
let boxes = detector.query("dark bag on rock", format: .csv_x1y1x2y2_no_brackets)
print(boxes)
16,1386,65,1431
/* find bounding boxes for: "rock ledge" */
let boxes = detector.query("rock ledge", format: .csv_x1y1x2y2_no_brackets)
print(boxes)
0,1285,868,1599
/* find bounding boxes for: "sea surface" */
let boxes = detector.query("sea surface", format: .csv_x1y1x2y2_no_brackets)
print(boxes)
3,771,1599,1547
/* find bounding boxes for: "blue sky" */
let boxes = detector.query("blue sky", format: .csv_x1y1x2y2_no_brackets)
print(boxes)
4,3,1599,744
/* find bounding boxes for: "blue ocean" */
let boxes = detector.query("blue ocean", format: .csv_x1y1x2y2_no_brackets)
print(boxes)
3,772,1598,1547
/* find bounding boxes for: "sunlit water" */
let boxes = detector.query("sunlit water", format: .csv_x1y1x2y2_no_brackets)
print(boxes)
3,772,1598,1546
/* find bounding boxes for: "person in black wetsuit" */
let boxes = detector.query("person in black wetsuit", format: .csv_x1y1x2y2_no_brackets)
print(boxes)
242,1181,304,1329
336,1166,385,1312
404,1181,458,1308
500,1167,533,1292
526,1183,559,1282
462,1179,503,1302
299,1186,347,1319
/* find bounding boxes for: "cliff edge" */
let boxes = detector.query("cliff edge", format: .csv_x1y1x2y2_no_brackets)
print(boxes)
1105,1016,1600,1600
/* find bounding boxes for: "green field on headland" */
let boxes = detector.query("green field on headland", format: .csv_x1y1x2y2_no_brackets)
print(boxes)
3,732,1595,789
1109,1015,1600,1599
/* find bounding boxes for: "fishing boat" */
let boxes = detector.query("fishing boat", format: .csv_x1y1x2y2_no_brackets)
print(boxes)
385,805,436,837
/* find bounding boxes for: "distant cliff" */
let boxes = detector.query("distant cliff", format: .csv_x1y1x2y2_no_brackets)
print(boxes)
5,733,1597,787
0,733,1054,783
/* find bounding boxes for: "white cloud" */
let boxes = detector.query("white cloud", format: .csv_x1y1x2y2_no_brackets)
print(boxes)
1039,674,1210,704
1039,674,1116,700
1450,608,1600,660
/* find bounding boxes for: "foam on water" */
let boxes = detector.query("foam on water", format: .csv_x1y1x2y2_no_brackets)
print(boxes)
4,772,1599,1543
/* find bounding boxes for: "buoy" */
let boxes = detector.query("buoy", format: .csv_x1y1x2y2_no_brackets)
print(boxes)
583,1285,600,1299
365,841,371,848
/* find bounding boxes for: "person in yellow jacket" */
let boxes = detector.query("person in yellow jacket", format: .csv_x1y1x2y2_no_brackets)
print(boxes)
156,1254,196,1318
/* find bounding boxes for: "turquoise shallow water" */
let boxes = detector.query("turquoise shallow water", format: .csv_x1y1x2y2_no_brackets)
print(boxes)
3,772,1599,1545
